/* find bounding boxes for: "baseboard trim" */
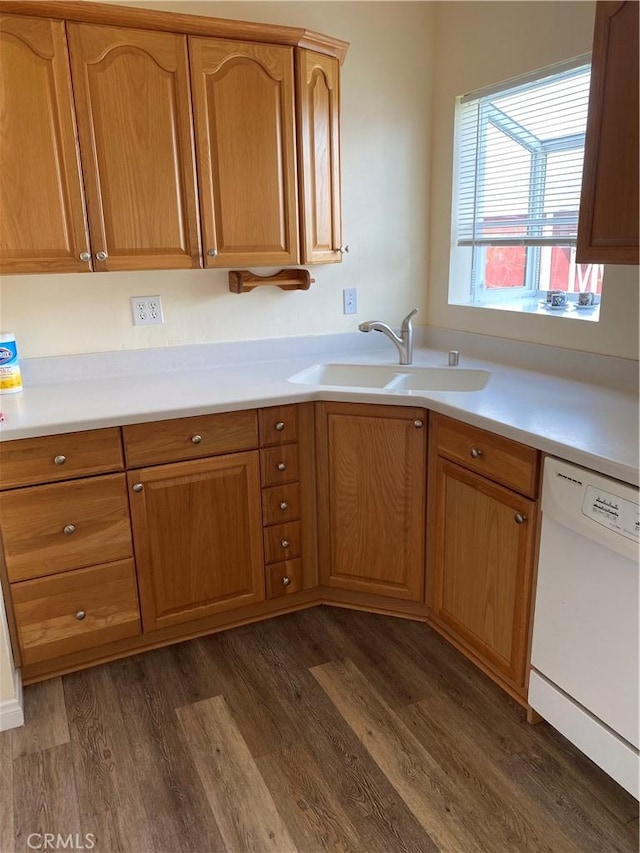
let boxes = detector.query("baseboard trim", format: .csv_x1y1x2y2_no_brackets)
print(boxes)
0,667,23,731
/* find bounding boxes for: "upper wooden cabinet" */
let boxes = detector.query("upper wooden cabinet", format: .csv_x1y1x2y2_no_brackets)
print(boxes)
190,38,299,268
0,15,90,274
296,51,342,264
577,0,639,265
67,23,201,271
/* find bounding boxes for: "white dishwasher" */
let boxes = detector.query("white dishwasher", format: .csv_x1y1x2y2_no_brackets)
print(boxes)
529,457,639,799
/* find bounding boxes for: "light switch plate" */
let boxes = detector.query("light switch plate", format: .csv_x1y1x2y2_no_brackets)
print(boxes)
343,288,358,315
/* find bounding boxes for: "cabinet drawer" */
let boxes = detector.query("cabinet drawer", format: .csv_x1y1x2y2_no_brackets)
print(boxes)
262,483,301,525
260,444,299,486
266,559,303,598
0,474,132,582
11,559,141,666
263,521,302,564
431,414,539,498
123,410,258,467
0,428,123,489
259,405,299,446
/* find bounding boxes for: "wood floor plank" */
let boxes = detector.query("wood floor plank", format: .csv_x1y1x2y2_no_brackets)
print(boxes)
107,653,227,853
0,729,14,853
257,739,361,853
11,677,69,758
63,665,155,853
311,656,499,853
176,694,297,853
13,743,81,851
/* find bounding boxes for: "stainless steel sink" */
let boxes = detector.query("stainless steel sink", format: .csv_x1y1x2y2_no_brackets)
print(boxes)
288,363,491,392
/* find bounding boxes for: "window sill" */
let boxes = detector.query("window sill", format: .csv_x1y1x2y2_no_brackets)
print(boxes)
452,295,601,322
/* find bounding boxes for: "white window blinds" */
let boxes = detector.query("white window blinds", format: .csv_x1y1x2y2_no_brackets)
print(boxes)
455,59,591,248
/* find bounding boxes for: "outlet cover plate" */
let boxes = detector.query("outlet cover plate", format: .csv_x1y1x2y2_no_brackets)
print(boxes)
131,296,164,326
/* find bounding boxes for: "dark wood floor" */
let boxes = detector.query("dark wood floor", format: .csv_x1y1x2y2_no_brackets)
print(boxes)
1,606,638,853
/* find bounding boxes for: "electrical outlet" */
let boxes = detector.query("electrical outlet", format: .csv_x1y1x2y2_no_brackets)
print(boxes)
343,287,358,315
131,295,164,326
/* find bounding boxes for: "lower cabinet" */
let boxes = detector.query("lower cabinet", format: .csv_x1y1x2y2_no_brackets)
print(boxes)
315,402,427,601
127,451,265,631
426,414,539,696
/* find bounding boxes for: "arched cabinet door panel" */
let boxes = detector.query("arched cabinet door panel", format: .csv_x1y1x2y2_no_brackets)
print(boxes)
190,37,299,268
296,50,342,265
67,23,201,271
0,14,90,274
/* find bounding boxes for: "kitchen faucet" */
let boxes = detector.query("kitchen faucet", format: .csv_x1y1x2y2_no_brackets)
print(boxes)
358,308,418,365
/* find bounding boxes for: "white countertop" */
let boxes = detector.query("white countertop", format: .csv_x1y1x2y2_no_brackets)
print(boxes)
1,335,638,486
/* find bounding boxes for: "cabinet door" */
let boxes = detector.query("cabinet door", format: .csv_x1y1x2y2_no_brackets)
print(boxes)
577,1,639,264
316,402,426,601
427,457,537,689
296,50,342,264
128,452,264,631
0,15,90,274
190,37,299,267
67,23,201,271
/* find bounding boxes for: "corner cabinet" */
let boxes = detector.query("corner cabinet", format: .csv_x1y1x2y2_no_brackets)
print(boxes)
577,0,639,264
0,3,348,275
0,15,90,274
426,415,539,699
316,402,427,602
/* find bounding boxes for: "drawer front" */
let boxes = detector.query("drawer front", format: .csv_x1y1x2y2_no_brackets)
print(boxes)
123,409,258,467
266,559,303,598
259,405,299,447
0,474,132,582
262,483,301,525
432,414,539,498
260,444,299,487
263,520,302,564
11,559,141,666
0,428,123,489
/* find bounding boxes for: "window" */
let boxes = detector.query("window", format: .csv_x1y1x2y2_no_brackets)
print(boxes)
449,58,603,320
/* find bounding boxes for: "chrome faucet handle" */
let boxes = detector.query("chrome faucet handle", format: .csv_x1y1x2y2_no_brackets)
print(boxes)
401,308,418,331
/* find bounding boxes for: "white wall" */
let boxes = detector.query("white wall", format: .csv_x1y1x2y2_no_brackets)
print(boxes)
0,1,434,358
429,1,639,360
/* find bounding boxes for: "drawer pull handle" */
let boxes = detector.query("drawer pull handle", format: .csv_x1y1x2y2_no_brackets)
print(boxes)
515,513,528,525
75,610,86,621
470,448,483,459
281,576,291,586
54,455,66,466
191,434,203,445
414,419,423,429
133,483,144,493
281,539,290,549
275,421,285,431
279,501,288,511
63,524,76,536
277,462,287,471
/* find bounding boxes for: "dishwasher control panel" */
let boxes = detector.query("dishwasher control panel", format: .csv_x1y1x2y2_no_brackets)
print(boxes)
582,486,639,543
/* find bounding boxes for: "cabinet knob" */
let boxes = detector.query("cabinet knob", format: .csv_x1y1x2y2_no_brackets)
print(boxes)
470,448,483,459
79,251,91,262
96,251,108,261
207,249,218,258
275,422,285,431
281,539,290,549
414,419,424,428
132,483,144,493
277,462,287,471
54,455,66,466
338,245,350,254
279,501,288,511
63,523,76,535
281,576,291,586
515,513,528,525
191,434,203,445
75,610,86,621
